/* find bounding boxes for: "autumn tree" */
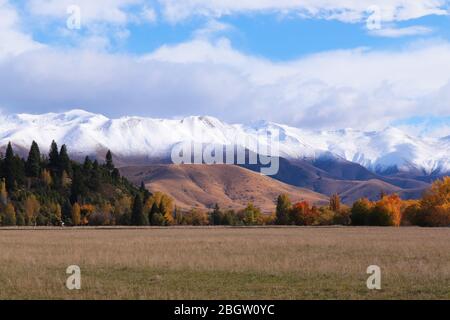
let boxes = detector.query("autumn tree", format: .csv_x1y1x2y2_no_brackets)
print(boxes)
24,195,40,226
72,203,81,226
2,203,16,226
330,194,341,212
0,178,7,206
41,169,52,187
418,177,450,227
241,203,262,226
290,201,318,226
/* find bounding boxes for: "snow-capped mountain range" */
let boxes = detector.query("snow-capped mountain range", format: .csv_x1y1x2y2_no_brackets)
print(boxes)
0,109,449,175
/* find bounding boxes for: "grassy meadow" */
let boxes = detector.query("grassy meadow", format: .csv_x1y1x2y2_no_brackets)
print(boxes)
0,227,449,300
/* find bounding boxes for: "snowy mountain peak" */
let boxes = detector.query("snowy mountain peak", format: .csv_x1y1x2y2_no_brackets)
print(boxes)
0,109,448,175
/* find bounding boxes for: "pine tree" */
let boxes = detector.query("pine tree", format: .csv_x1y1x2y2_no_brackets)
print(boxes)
26,141,41,177
131,194,147,226
211,203,222,225
105,150,114,171
49,140,59,171
89,163,101,191
61,199,73,224
149,202,159,225
4,142,15,191
111,168,120,181
140,181,151,202
70,167,86,203
83,156,93,172
59,144,72,176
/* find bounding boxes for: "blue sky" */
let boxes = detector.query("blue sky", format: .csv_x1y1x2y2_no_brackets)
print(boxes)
0,0,450,136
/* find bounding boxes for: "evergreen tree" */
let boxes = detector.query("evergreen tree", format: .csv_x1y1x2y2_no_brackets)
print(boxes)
131,194,147,226
62,199,73,224
4,143,17,192
89,163,101,191
26,141,41,177
111,168,120,182
59,144,72,176
48,140,59,170
140,181,151,202
83,156,93,172
149,202,159,225
210,203,222,225
70,167,86,203
105,150,114,171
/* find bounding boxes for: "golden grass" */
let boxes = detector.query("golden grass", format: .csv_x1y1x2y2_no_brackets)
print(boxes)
0,227,449,300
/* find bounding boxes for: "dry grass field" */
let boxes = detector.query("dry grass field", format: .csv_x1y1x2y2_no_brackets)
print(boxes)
0,227,449,300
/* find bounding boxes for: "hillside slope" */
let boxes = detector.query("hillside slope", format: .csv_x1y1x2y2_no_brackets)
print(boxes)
121,164,329,212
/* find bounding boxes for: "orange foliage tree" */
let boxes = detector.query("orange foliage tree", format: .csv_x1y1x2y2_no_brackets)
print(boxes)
290,201,318,226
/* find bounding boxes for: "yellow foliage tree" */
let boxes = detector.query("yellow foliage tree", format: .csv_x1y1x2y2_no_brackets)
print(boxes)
377,194,403,227
41,169,52,187
419,177,450,226
0,178,7,208
147,192,174,225
3,203,16,226
24,195,40,226
72,203,81,226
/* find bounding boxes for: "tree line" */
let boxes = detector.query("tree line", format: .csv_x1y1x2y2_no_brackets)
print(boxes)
273,178,450,227
0,141,448,227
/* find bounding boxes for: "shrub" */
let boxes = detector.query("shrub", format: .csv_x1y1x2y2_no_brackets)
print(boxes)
351,198,372,226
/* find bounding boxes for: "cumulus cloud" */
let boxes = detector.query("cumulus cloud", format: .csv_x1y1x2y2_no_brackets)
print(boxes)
158,0,449,23
0,0,43,57
1,36,450,131
1,0,449,133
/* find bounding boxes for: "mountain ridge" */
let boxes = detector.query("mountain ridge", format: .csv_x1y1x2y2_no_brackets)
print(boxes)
0,109,448,175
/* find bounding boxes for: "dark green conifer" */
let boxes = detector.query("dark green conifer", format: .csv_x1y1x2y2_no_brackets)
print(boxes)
48,140,59,170
131,194,147,226
26,141,41,177
59,144,72,176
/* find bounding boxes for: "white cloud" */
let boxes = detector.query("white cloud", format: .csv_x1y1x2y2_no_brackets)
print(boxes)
158,0,449,23
370,25,434,38
193,20,234,39
141,6,157,23
1,1,450,132
1,36,450,131
0,0,43,57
